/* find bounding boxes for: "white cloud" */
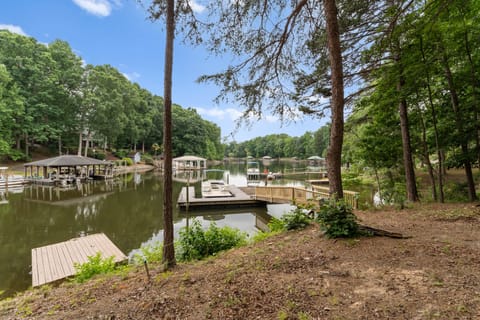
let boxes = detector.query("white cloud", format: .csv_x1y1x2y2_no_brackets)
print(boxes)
189,0,206,13
122,72,140,81
0,24,27,36
72,0,113,17
195,106,242,121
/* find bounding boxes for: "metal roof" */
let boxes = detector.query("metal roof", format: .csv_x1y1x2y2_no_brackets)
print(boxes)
173,155,206,161
24,155,111,167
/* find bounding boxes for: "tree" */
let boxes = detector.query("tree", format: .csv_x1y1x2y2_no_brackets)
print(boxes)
161,0,176,268
0,64,24,157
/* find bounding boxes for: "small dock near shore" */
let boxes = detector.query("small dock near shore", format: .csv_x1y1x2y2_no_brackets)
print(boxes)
178,185,264,210
31,233,126,287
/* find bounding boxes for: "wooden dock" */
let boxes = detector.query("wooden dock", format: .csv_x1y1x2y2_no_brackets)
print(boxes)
31,233,127,287
178,185,264,210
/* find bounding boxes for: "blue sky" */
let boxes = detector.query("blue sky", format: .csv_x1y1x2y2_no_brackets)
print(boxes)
0,0,327,142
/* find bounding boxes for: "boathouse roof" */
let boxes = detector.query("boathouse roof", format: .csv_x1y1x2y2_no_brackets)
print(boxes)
173,155,206,162
24,155,110,167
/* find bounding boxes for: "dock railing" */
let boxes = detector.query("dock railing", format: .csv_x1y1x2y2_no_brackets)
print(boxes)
254,185,359,209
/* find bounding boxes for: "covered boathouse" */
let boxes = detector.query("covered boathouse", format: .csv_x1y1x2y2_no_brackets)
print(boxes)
24,155,114,185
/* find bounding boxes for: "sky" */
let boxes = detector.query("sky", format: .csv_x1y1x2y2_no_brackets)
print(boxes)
0,0,327,142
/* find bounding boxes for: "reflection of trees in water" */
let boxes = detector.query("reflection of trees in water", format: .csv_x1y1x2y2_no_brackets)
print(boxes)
0,172,185,297
0,170,282,297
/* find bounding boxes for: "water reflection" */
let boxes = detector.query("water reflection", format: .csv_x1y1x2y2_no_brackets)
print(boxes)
0,168,298,298
0,160,332,298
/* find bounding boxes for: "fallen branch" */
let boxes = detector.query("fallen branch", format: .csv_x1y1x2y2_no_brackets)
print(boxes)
359,225,412,239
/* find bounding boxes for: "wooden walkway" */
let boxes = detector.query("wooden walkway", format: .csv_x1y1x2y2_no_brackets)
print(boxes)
31,233,127,287
178,185,264,210
255,186,359,209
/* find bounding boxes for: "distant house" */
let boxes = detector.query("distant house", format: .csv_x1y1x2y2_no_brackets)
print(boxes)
127,152,141,164
133,152,141,164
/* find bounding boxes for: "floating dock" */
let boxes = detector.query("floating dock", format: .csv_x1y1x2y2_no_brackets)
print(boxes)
31,233,127,287
177,185,265,210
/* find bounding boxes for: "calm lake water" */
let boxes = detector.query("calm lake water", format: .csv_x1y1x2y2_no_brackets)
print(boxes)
0,160,317,298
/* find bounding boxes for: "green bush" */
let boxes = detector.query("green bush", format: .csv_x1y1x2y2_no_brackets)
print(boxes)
121,157,134,166
141,153,154,165
132,241,163,265
8,149,29,161
176,219,247,261
444,182,469,202
267,217,286,232
254,209,312,242
316,201,359,238
74,252,116,283
280,208,312,230
113,149,129,159
87,150,106,160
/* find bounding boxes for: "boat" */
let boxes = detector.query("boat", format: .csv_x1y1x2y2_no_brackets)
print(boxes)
201,169,233,198
246,161,260,178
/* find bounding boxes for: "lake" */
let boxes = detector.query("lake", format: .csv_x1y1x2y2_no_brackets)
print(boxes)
0,160,318,298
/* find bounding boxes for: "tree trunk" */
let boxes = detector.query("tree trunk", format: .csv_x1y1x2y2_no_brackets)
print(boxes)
84,132,90,157
162,0,176,269
442,50,477,201
398,93,418,202
463,29,480,168
416,102,437,201
393,43,418,202
323,0,344,199
420,36,444,202
24,133,29,159
58,136,62,156
78,131,83,156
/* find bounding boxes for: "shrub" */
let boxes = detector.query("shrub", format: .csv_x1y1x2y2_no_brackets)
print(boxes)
268,217,286,232
87,150,106,160
8,149,28,161
176,219,247,261
280,208,312,230
254,209,312,242
113,149,129,159
74,253,116,283
121,157,134,166
316,200,359,238
141,153,154,165
132,241,163,265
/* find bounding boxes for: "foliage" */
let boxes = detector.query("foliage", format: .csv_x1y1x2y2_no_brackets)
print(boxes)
132,241,163,265
316,201,359,238
88,150,106,160
141,153,154,165
113,149,129,159
0,30,223,160
73,253,116,283
443,182,470,202
224,129,329,159
279,208,312,231
176,219,247,262
122,157,134,166
267,217,286,232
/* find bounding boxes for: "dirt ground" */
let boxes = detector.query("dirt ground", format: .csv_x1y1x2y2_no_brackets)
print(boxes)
1,203,480,320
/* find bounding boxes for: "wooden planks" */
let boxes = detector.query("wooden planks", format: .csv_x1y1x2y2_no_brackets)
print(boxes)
31,233,127,287
178,185,263,210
